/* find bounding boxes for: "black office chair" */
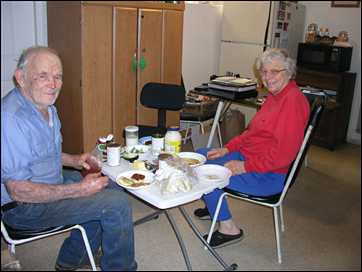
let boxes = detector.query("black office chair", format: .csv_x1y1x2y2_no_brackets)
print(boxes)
205,103,324,264
137,82,186,139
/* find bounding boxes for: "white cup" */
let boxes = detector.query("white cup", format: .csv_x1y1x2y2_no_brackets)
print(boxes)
107,143,121,166
152,133,164,152
125,126,139,147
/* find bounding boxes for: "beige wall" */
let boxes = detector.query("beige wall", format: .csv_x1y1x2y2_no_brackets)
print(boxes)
300,1,361,144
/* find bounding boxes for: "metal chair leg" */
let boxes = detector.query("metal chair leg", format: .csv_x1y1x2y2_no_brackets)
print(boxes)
9,244,15,255
273,207,282,264
206,193,227,246
217,123,223,147
279,205,285,232
76,225,97,271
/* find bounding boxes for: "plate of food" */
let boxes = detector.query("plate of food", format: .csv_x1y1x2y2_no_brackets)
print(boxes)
116,170,155,190
194,164,232,183
178,152,207,168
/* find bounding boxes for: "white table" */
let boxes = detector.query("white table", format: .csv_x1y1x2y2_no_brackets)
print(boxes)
102,159,238,271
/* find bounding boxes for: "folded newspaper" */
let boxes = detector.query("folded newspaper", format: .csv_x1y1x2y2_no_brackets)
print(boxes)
208,76,257,92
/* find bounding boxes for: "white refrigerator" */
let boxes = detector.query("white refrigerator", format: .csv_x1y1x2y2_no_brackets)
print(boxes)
219,1,305,78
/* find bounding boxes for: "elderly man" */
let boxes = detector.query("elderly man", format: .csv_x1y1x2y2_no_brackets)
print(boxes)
1,46,137,271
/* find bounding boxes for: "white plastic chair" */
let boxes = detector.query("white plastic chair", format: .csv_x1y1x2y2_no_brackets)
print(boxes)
1,217,97,271
206,104,324,264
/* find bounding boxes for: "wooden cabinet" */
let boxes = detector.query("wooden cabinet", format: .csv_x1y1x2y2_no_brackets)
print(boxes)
296,68,356,150
47,1,184,153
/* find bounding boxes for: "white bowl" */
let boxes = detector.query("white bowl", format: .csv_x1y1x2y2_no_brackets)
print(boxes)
178,152,207,168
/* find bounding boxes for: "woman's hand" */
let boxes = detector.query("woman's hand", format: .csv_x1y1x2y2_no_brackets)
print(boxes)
207,148,229,160
224,160,246,175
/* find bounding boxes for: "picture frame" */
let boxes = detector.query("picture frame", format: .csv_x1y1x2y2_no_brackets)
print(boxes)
331,1,360,8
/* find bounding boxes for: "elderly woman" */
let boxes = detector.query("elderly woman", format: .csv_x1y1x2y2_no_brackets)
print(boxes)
194,48,310,248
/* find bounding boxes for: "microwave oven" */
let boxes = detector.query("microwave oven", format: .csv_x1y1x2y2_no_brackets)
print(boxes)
297,43,352,72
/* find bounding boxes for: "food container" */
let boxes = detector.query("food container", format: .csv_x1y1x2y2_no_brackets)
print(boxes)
305,23,318,43
107,143,121,166
337,31,349,42
125,126,139,147
152,133,164,153
165,127,182,153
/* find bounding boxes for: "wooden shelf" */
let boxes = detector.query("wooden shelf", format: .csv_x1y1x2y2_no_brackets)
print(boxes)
296,68,356,150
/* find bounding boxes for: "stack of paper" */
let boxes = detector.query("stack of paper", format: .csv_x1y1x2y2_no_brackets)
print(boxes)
208,76,257,92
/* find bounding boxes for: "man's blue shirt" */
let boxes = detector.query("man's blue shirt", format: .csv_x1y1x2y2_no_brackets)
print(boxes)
1,88,63,205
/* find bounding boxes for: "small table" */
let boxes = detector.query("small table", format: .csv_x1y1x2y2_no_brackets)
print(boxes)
102,159,238,271
193,85,258,148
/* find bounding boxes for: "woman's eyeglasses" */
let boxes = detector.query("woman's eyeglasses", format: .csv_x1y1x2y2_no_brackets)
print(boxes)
260,69,286,77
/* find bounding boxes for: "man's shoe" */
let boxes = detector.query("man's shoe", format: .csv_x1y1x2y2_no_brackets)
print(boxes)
194,207,211,220
203,229,244,249
55,249,102,271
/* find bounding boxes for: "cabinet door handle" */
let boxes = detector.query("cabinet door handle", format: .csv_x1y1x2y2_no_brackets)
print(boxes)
131,54,138,72
139,56,147,71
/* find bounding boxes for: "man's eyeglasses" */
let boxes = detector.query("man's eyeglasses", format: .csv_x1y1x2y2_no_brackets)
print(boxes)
260,69,286,77
33,73,63,84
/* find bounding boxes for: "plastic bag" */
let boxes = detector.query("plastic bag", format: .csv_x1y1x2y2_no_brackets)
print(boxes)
155,155,198,195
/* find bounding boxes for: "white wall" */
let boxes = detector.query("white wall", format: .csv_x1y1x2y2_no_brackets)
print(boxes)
1,1,47,98
299,1,361,144
184,1,361,145
182,3,223,92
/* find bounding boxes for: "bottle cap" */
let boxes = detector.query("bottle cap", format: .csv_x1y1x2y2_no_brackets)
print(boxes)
167,126,180,131
152,133,164,138
125,126,139,132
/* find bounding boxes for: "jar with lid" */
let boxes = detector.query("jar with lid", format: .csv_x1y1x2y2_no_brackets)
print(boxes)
152,133,164,153
305,23,318,43
107,143,121,166
337,31,349,42
164,127,182,154
125,126,139,147
319,27,329,37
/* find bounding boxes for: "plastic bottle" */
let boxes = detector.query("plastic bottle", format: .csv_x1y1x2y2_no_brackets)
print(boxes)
164,126,182,153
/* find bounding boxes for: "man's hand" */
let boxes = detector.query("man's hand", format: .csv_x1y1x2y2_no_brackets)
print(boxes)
224,160,246,175
79,172,109,197
77,153,93,170
207,148,229,160
62,153,97,170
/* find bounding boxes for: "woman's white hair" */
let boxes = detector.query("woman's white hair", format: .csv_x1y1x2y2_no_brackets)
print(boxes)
255,48,296,79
